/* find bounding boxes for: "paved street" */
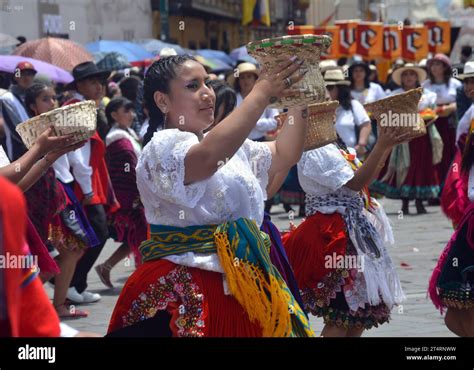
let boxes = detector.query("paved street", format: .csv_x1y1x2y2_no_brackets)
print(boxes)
46,198,456,337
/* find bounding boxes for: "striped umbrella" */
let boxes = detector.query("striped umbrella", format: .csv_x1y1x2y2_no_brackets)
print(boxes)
13,37,93,71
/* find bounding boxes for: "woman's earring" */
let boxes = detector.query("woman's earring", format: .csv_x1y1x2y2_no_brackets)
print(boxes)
162,108,168,127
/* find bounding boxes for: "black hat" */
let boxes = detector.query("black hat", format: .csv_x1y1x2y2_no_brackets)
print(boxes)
348,60,371,79
65,61,111,90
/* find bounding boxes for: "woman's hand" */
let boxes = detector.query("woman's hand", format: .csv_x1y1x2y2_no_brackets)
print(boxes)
254,58,308,104
33,127,75,157
355,144,367,158
45,140,87,163
376,126,413,150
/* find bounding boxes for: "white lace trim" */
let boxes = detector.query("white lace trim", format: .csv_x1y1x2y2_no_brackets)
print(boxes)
137,129,207,209
242,139,272,201
298,144,355,194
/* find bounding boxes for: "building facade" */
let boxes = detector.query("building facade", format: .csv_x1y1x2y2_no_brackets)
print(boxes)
150,0,309,52
0,0,154,44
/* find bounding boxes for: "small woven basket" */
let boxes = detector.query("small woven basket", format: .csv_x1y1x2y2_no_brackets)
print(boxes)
304,100,339,151
16,100,97,149
364,87,426,140
247,34,332,109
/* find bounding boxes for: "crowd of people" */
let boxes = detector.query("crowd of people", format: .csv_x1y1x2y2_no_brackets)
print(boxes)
0,42,473,337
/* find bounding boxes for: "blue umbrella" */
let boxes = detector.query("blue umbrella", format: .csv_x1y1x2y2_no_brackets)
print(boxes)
92,51,131,71
230,46,257,65
197,49,234,66
85,40,154,62
135,39,186,56
194,55,232,72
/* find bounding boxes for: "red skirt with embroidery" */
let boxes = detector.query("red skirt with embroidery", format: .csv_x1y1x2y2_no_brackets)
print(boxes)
107,260,263,337
282,212,390,329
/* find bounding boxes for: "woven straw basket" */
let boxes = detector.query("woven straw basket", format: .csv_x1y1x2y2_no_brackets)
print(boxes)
364,87,426,140
304,100,339,151
247,34,332,109
16,100,97,149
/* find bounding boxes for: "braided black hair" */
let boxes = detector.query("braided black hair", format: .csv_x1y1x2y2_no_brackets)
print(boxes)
143,55,197,146
25,82,50,117
335,133,349,153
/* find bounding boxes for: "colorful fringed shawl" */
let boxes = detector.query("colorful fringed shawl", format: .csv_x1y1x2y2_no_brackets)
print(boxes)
139,218,314,337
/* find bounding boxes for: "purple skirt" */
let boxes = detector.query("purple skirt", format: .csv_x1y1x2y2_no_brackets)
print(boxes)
59,182,100,248
261,212,305,311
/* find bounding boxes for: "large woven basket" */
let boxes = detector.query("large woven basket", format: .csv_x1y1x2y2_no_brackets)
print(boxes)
304,100,339,151
16,100,97,149
364,87,426,140
247,34,332,109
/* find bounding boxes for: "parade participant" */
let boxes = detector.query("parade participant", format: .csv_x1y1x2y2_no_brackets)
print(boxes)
0,62,37,160
0,175,62,336
0,124,80,282
429,117,474,337
370,64,442,215
325,68,371,158
0,176,99,337
423,54,463,192
283,125,407,337
348,60,386,105
441,64,474,227
95,97,146,288
348,60,385,154
62,61,119,304
24,82,93,317
228,62,279,141
108,54,313,337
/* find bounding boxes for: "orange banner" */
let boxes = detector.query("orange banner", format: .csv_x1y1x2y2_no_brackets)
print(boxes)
425,20,451,54
356,22,383,59
334,20,358,57
402,25,428,62
314,26,339,59
383,25,402,60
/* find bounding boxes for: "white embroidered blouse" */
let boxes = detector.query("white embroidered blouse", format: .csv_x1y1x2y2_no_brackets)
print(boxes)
136,128,272,275
298,143,358,215
136,128,272,228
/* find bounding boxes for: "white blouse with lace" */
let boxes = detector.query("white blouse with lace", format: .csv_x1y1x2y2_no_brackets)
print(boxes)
298,143,358,215
298,143,394,246
136,128,272,276
137,128,272,227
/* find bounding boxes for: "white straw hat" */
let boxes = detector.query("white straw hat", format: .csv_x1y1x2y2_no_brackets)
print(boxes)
458,61,474,80
323,68,350,86
391,63,427,86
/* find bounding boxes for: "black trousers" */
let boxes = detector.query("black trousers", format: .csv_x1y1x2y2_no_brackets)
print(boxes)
70,204,109,293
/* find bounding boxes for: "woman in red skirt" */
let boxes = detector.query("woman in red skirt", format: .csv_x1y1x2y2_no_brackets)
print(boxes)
422,54,462,192
283,124,407,337
108,55,313,337
370,64,442,214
